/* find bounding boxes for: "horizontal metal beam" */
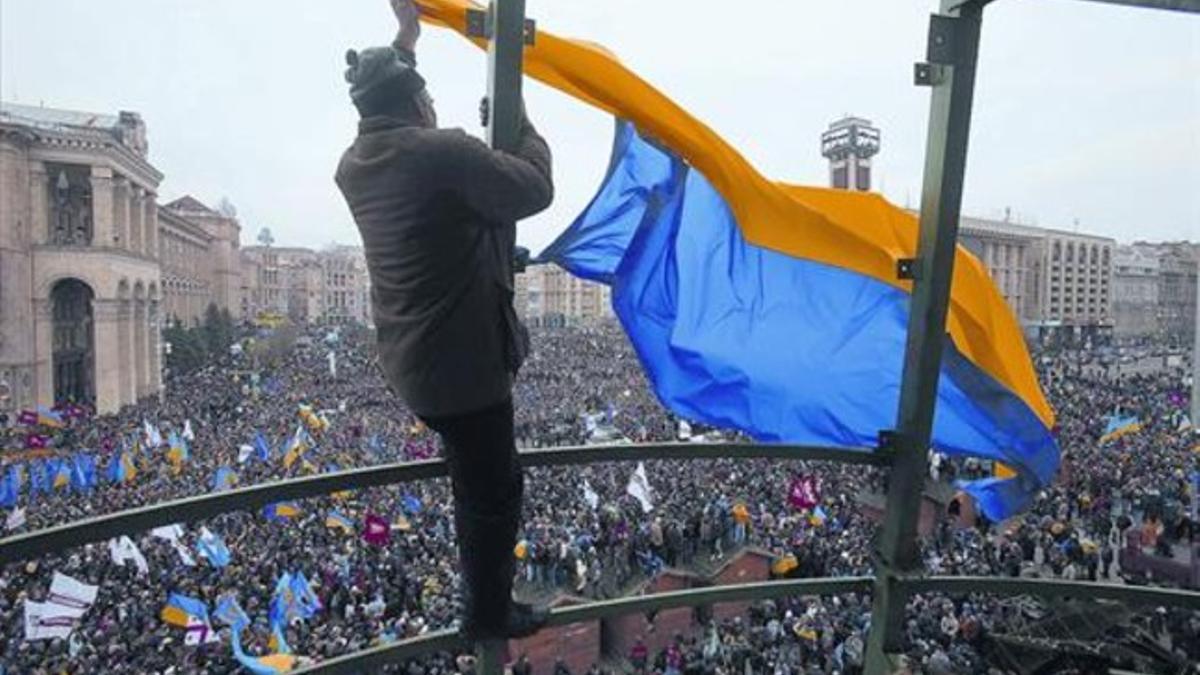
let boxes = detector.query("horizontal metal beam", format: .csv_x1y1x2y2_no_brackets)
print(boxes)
290,575,1200,674
0,442,881,565
292,577,874,674
1069,0,1200,13
903,576,1200,609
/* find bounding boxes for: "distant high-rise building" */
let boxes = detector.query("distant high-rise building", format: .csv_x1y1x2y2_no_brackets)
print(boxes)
820,116,880,191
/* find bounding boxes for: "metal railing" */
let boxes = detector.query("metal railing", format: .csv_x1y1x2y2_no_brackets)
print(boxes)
4,442,1200,674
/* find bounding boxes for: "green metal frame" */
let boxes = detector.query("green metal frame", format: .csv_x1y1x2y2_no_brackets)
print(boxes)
3,0,1197,672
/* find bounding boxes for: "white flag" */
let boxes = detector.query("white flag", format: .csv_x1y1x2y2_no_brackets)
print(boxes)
328,350,338,377
108,536,149,576
24,600,85,641
182,419,196,442
583,480,600,510
144,420,163,447
48,572,98,610
6,506,27,531
172,541,197,567
151,523,185,542
626,462,654,513
237,444,254,464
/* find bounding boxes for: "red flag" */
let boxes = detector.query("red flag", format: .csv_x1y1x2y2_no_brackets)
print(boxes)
788,476,819,510
362,514,391,547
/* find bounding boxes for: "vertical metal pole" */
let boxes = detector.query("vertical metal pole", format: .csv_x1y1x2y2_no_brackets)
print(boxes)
477,2,526,672
1191,262,1199,427
864,1,987,672
486,0,527,153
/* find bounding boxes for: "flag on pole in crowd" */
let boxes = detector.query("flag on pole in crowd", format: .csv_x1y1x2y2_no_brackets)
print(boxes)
108,535,150,576
6,506,27,531
0,464,20,508
809,505,829,526
1100,415,1142,445
582,479,600,510
297,404,328,434
291,572,321,618
788,475,820,510
211,466,239,492
362,513,391,546
48,572,99,610
17,409,39,426
197,527,233,568
29,460,50,494
232,622,297,675
328,350,338,377
166,431,190,470
23,599,86,641
392,514,412,532
214,593,250,628
50,458,71,490
626,462,654,513
238,444,255,464
25,433,49,450
161,593,218,646
36,405,66,429
325,510,355,534
282,426,309,469
106,450,138,484
263,502,302,522
144,420,164,448
255,430,273,462
400,494,423,515
182,419,196,442
70,453,97,492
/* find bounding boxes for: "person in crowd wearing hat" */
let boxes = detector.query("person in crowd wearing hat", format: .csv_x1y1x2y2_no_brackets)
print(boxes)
334,0,553,641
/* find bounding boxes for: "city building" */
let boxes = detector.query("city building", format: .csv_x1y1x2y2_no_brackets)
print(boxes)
1140,242,1198,345
1112,245,1161,340
0,102,243,414
958,215,1039,323
240,244,371,327
515,264,613,327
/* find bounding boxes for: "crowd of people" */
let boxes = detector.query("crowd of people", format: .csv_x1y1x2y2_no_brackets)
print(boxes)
1,322,1197,674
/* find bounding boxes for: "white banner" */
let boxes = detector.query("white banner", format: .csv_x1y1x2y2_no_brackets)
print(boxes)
6,506,27,531
24,600,86,641
48,572,98,610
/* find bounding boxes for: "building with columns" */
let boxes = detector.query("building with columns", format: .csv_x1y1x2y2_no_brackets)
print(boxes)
0,103,242,415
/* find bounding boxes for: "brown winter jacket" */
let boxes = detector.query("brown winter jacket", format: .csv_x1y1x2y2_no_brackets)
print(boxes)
335,109,552,417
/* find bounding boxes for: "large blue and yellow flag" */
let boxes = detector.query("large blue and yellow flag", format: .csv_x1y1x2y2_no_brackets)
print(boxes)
419,0,1058,520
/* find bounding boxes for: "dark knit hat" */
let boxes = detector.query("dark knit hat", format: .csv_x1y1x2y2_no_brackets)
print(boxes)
344,47,426,107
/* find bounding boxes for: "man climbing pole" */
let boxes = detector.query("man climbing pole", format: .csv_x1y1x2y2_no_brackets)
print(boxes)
335,0,553,641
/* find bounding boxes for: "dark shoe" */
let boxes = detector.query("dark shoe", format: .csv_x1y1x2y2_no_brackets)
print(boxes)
462,601,549,641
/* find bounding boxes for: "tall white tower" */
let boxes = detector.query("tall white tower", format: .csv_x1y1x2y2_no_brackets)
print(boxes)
820,116,880,191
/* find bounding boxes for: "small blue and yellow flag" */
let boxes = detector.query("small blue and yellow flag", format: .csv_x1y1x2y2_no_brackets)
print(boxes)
325,510,355,534
263,502,301,521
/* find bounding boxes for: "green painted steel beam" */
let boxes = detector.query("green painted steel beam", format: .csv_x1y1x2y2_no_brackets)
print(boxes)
0,442,880,566
288,575,1200,674
290,577,874,674
864,0,987,671
903,576,1200,610
1071,0,1200,13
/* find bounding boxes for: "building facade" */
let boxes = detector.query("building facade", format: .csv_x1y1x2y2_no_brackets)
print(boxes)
0,103,243,415
1112,245,1161,340
515,264,614,327
959,216,1038,323
1149,242,1197,346
954,216,1115,343
0,103,164,415
240,245,371,326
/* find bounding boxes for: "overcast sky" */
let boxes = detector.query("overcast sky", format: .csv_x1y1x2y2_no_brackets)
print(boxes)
2,0,1196,251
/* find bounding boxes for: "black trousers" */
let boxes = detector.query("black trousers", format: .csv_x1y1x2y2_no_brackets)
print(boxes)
421,398,523,630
